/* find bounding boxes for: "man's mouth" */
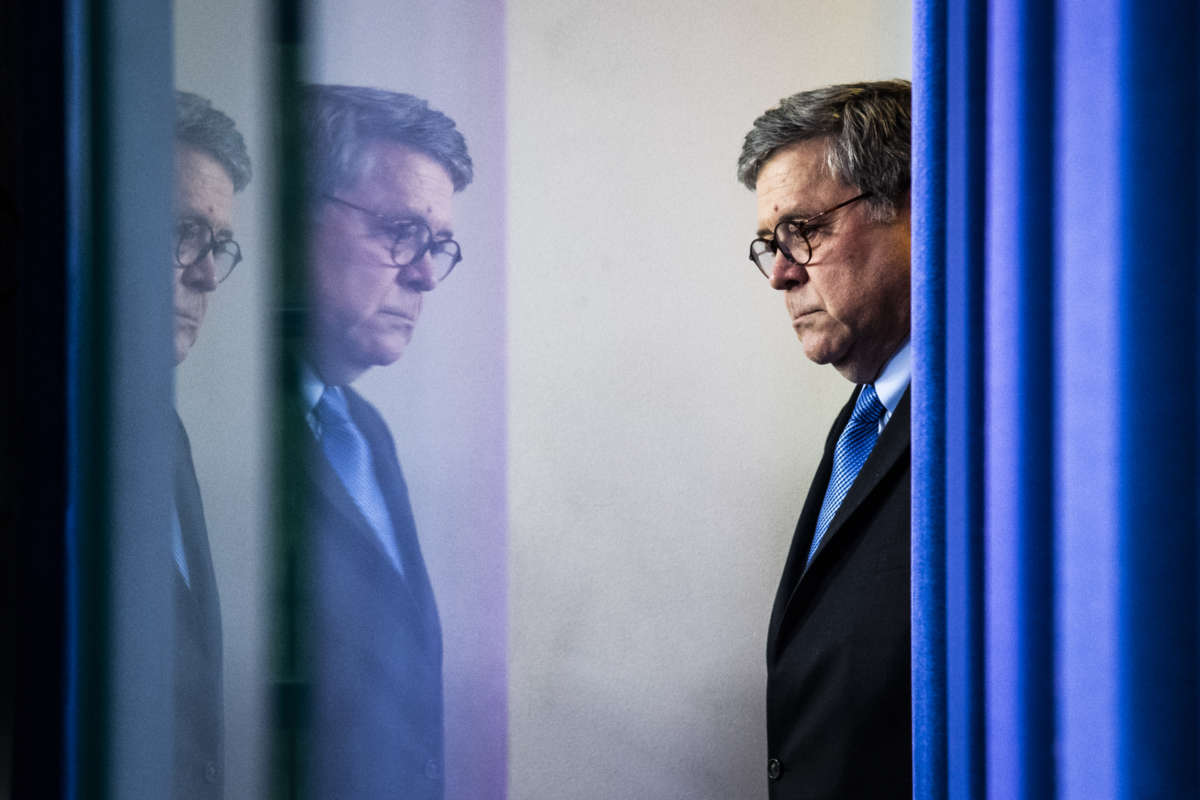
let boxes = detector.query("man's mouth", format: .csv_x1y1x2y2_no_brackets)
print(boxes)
380,308,416,321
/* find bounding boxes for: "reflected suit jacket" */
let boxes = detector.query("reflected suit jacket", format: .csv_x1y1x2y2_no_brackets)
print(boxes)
296,385,444,800
766,387,911,800
172,410,224,799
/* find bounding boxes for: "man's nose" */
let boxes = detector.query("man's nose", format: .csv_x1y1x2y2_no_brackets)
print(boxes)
183,251,219,292
399,252,438,292
768,250,805,291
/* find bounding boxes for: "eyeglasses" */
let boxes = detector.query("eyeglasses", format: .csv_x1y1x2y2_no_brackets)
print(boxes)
747,192,872,278
176,218,242,283
324,194,463,282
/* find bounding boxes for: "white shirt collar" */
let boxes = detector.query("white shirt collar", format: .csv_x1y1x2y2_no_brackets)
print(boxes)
872,339,911,420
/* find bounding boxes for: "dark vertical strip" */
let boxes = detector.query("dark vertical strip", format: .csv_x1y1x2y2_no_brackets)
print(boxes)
67,0,176,794
913,0,949,798
271,2,309,798
104,0,176,789
64,0,90,791
1117,1,1199,796
985,0,1056,796
4,0,69,796
70,0,114,796
944,0,987,796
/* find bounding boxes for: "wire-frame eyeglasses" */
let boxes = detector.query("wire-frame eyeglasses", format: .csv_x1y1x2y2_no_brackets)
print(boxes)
747,192,873,279
324,194,463,282
175,218,242,283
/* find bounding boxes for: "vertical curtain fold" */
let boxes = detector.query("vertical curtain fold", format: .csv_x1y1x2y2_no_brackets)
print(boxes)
943,0,987,796
1113,2,1198,796
1055,0,1121,795
916,0,1200,797
984,0,1057,796
912,0,948,797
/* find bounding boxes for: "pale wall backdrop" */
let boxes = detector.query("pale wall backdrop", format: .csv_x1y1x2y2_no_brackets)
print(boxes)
506,2,910,798
174,2,274,797
173,1,911,798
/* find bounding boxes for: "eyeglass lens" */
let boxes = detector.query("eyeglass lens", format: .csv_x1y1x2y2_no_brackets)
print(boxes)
750,228,811,276
391,224,462,281
177,222,240,281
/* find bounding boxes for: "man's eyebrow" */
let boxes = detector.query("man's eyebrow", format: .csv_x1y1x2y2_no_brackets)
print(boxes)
757,204,817,237
178,212,233,239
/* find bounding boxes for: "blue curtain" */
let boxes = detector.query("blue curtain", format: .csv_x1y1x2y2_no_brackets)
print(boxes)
913,0,1199,798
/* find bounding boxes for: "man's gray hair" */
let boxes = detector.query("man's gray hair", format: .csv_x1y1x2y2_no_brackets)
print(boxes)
737,80,911,221
176,90,252,192
302,84,473,196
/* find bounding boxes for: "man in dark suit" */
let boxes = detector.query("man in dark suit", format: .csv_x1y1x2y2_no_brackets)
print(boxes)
171,90,252,799
737,80,913,798
293,85,472,800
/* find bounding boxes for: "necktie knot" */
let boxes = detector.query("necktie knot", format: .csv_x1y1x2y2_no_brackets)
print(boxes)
807,384,886,566
850,384,885,427
314,385,404,573
315,385,353,431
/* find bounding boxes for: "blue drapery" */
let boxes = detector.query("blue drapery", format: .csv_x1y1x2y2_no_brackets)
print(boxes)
913,0,1199,797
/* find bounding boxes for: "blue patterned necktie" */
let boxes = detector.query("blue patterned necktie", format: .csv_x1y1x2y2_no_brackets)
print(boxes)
315,386,403,573
807,384,886,565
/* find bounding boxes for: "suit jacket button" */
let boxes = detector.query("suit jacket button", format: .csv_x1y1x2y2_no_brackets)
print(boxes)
203,761,219,784
767,757,782,781
424,759,441,780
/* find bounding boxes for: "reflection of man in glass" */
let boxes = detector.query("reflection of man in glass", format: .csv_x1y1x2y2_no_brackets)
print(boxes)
297,85,472,800
171,90,251,799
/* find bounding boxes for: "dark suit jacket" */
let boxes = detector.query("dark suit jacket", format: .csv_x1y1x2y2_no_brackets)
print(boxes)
766,386,911,800
297,384,444,800
172,410,224,799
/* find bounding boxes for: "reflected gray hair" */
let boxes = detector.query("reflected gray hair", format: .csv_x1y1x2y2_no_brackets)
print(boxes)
737,80,911,221
302,84,473,196
175,90,252,192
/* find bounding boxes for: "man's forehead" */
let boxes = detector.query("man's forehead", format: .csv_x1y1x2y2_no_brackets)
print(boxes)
755,140,844,228
175,145,235,230
348,141,455,230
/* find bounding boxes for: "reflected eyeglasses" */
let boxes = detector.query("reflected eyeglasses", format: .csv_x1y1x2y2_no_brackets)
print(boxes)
324,194,463,282
176,218,242,283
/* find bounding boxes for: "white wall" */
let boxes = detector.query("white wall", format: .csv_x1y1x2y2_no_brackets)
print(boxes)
174,2,274,797
506,2,911,798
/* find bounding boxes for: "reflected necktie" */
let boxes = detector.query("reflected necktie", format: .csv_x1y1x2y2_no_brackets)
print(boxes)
807,384,886,565
171,505,190,587
315,386,403,572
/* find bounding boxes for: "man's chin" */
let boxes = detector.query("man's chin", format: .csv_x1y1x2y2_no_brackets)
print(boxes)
335,341,409,382
800,339,837,366
173,331,196,365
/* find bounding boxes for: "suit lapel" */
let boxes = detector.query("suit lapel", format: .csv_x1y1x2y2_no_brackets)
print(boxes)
767,386,910,658
299,385,439,641
360,412,440,636
802,387,910,573
766,390,853,656
285,378,393,568
173,410,222,650
304,426,379,548
344,388,437,620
